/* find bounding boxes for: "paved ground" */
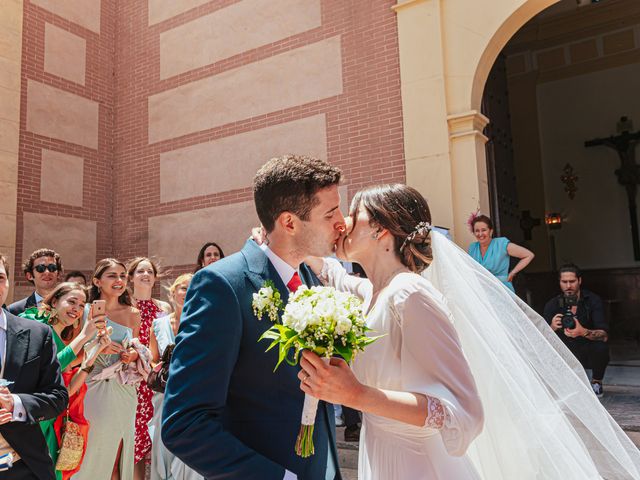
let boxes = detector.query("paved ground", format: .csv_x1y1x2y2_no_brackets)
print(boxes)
595,339,640,443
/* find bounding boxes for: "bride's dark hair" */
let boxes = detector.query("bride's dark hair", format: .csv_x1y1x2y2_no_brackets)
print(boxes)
350,184,433,273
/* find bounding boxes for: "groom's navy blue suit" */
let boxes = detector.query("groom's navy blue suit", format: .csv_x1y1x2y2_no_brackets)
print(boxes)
162,240,341,479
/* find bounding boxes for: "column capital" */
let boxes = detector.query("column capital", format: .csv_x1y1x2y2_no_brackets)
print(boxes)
392,0,429,13
447,110,489,141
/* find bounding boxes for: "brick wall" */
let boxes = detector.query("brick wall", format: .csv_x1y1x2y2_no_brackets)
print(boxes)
14,0,115,299
114,0,405,267
13,0,405,297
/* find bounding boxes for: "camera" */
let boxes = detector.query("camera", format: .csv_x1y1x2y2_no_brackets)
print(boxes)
559,294,578,329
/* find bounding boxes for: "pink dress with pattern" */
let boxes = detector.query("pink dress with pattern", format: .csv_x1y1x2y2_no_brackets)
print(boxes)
134,299,161,463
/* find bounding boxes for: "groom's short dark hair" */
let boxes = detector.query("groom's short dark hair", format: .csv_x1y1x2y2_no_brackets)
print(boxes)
254,154,342,232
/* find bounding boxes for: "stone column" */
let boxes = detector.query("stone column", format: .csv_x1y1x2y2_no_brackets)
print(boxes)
0,0,23,300
393,0,455,232
447,111,490,245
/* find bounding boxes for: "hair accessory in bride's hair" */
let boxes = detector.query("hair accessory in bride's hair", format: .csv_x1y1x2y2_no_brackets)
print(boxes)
467,209,481,233
400,221,432,253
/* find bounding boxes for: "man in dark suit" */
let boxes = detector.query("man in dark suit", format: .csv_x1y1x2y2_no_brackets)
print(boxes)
163,155,345,479
7,248,62,316
0,254,68,479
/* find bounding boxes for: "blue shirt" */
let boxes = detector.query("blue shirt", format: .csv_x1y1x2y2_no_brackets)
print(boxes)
468,237,514,292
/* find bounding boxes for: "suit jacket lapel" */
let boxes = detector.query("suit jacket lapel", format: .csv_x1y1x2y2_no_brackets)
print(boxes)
26,292,37,309
242,240,290,306
4,315,29,382
299,263,321,288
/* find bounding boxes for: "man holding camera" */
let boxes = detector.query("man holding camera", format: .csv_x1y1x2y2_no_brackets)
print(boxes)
543,264,609,398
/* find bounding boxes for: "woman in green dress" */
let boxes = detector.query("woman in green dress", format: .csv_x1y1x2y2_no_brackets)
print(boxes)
20,281,110,479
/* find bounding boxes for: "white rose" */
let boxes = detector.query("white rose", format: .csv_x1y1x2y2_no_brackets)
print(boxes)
283,301,311,332
253,293,268,310
314,297,336,319
335,317,352,336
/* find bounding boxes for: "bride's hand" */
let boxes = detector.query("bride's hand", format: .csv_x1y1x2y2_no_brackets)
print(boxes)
250,226,267,245
302,256,324,276
298,350,365,408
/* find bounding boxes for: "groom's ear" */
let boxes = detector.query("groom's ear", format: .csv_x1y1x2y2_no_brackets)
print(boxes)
275,211,297,235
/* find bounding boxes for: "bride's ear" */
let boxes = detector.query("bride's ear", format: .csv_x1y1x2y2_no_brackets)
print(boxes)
373,228,390,240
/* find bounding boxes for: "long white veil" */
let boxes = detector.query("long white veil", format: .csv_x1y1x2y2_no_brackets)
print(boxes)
423,231,640,479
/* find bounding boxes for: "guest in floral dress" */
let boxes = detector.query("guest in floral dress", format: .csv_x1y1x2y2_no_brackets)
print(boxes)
127,257,171,480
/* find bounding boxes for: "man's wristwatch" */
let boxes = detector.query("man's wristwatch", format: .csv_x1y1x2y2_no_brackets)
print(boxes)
81,364,95,374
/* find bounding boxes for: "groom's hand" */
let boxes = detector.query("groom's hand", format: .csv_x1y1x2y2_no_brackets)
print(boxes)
299,350,364,408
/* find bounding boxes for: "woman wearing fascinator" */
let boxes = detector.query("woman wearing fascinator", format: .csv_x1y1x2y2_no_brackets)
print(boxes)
466,212,534,292
297,184,640,479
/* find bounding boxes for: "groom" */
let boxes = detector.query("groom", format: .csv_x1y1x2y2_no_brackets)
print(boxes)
162,155,345,479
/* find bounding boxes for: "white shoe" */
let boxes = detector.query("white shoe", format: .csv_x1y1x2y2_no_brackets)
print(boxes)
591,382,604,398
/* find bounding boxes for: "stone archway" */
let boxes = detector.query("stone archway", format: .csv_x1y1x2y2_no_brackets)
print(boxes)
393,0,560,244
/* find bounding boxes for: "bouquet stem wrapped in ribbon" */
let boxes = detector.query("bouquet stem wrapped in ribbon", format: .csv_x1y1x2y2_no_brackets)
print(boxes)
253,281,380,457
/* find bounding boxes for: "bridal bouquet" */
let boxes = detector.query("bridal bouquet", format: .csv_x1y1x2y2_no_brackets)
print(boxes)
253,282,378,457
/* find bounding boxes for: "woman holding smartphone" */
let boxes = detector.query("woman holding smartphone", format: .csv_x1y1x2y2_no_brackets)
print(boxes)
20,282,111,479
75,259,144,480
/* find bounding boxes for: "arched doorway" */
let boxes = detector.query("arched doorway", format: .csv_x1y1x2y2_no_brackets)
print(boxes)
393,0,560,244
480,0,640,405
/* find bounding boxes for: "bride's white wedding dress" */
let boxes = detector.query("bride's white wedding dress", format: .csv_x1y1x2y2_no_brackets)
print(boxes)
320,259,483,480
320,231,640,480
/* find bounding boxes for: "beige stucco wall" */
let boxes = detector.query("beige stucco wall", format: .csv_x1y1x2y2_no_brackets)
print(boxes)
0,0,23,300
393,0,560,246
149,36,343,144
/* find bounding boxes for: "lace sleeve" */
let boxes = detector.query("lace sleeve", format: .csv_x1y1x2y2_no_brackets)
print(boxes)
425,396,447,429
398,287,484,456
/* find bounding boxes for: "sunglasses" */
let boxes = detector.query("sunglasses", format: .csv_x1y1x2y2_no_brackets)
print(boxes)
34,264,59,273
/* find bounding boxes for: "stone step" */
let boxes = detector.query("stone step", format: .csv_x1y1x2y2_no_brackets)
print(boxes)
626,430,640,448
340,467,358,480
336,426,359,472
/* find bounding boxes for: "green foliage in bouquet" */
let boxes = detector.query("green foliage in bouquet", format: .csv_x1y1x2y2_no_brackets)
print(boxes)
253,282,382,458
254,284,380,370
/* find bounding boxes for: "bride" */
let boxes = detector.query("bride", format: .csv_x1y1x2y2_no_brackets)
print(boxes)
298,183,640,480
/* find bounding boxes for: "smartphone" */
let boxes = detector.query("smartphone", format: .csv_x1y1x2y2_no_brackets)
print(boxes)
92,299,106,315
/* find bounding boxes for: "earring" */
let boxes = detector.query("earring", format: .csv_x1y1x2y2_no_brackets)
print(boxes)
371,233,378,239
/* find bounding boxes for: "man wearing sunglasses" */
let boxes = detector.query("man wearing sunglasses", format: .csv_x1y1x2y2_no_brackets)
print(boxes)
7,249,62,316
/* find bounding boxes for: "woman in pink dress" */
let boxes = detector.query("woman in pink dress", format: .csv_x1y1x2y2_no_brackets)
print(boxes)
127,257,170,479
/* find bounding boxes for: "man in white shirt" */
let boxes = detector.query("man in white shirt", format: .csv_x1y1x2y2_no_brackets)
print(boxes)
163,155,345,480
0,253,68,479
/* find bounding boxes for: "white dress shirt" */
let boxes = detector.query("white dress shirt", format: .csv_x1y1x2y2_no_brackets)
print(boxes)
259,246,299,480
261,244,299,287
